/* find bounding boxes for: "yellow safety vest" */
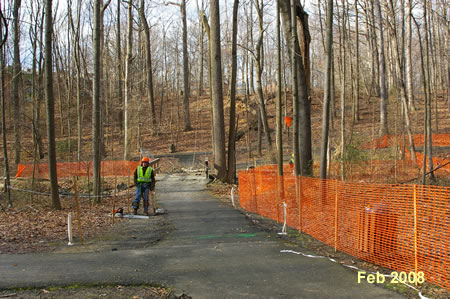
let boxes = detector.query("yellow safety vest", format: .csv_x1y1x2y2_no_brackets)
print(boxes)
137,166,152,183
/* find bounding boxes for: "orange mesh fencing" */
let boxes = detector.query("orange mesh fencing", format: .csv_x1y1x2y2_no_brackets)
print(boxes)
405,151,450,176
15,160,141,179
362,133,450,149
239,165,449,290
360,134,450,177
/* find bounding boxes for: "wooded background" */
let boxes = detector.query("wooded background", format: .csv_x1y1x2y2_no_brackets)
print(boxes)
0,0,448,208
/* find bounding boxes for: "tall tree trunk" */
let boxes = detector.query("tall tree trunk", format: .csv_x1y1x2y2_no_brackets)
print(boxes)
37,12,45,160
405,0,415,111
0,12,11,207
279,0,313,176
117,0,123,133
276,0,283,176
45,0,61,210
354,0,360,122
337,0,347,181
31,2,44,160
416,20,428,184
249,3,255,95
226,0,239,184
99,1,108,160
199,10,215,161
181,0,192,131
139,0,156,128
253,0,272,151
320,0,333,179
387,0,418,166
72,0,82,161
12,0,21,165
93,0,102,200
54,45,65,136
123,0,133,160
210,0,227,180
375,0,389,136
257,108,262,155
198,8,204,97
422,0,434,181
290,0,300,176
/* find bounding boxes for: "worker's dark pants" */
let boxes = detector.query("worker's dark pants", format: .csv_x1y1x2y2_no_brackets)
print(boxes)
133,183,150,212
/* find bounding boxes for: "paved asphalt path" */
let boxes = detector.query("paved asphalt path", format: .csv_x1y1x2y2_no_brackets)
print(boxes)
0,172,404,298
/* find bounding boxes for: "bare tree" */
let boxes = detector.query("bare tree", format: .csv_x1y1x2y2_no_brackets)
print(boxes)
116,0,123,133
423,0,434,181
320,0,333,179
252,0,272,152
181,0,192,131
353,0,360,122
93,0,102,200
386,0,418,166
69,0,82,161
0,9,11,207
30,1,44,160
167,0,192,131
279,0,313,176
226,0,239,184
276,0,283,176
123,0,133,160
405,0,415,111
337,0,348,181
198,1,205,96
45,0,61,209
12,0,21,165
375,0,388,136
199,6,216,163
139,0,157,128
210,0,227,180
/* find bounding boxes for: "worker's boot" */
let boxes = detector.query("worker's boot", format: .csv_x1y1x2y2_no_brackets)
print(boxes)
132,201,139,215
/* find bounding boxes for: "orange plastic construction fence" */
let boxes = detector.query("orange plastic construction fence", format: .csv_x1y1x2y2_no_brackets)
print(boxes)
15,160,141,179
238,165,449,290
363,133,450,149
361,134,450,176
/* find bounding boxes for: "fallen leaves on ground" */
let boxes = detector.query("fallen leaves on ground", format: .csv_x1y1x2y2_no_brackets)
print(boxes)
0,191,133,254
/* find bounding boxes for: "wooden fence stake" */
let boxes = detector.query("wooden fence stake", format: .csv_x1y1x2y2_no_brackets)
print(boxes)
413,184,418,286
128,168,131,216
113,173,117,225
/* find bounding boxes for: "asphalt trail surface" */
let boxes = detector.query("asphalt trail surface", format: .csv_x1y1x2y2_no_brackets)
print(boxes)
0,171,404,298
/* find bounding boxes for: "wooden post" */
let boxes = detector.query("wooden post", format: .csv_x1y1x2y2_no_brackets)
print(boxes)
150,191,156,215
413,184,418,286
113,173,117,225
128,168,131,215
73,176,84,245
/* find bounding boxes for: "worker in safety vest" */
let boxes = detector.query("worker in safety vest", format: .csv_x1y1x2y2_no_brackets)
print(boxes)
289,154,295,166
132,156,156,215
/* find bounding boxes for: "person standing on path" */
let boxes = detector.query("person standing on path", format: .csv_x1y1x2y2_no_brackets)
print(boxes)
133,157,156,215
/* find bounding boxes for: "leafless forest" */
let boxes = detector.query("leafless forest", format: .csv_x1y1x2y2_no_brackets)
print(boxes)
0,0,448,208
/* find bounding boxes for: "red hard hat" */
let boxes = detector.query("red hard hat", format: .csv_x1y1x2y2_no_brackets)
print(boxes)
141,156,150,163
